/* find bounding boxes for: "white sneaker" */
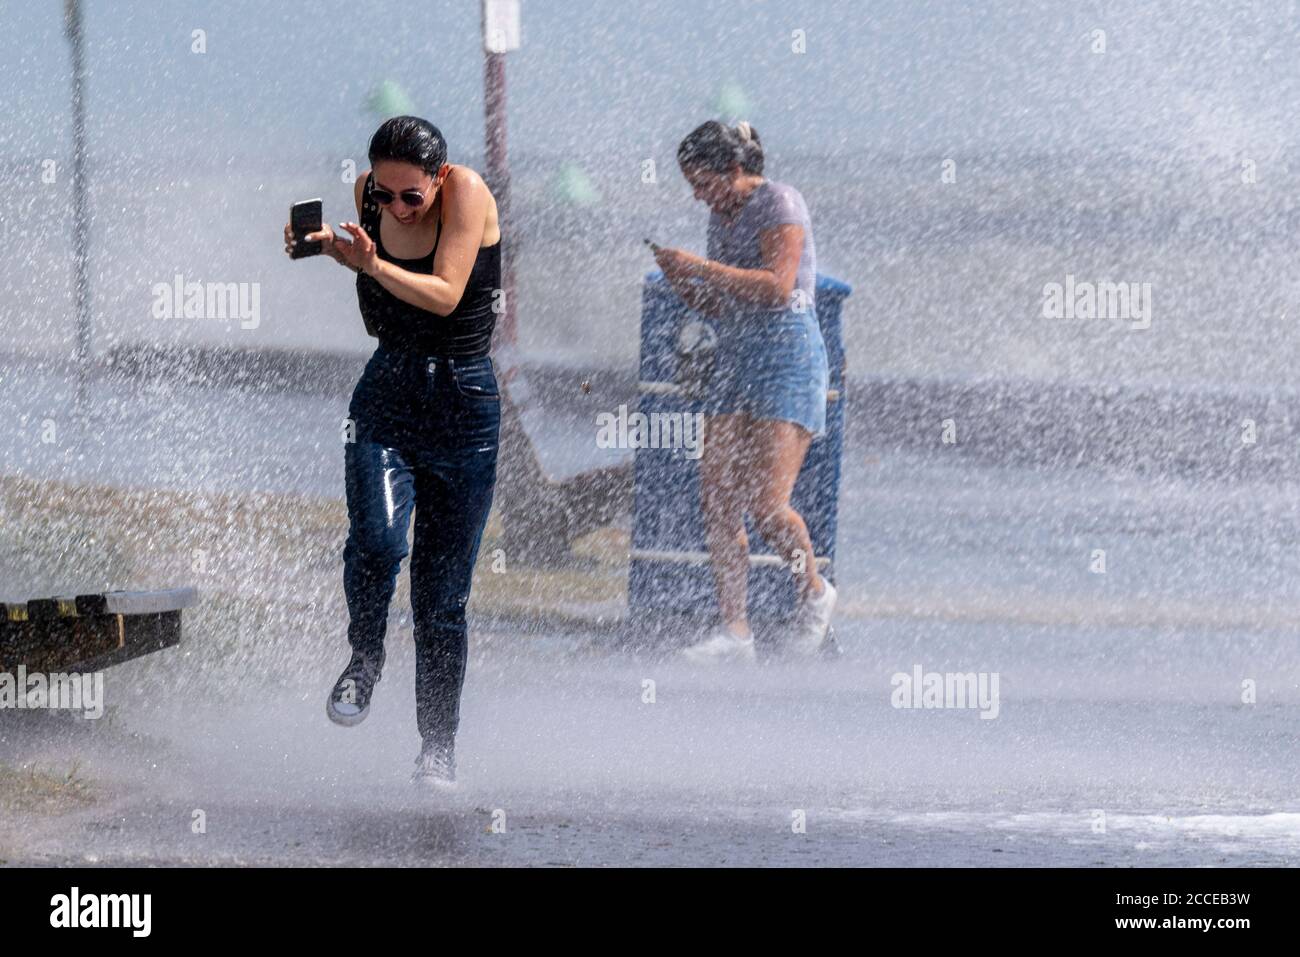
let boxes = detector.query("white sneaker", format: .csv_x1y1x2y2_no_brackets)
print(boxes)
788,579,837,656
682,626,757,664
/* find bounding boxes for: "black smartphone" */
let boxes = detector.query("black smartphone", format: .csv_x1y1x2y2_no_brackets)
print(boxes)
290,199,323,258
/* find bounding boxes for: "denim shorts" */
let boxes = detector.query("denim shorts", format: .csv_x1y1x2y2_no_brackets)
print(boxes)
703,309,829,438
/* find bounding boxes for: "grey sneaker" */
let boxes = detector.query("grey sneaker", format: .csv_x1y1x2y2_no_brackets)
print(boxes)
326,651,382,727
412,741,457,790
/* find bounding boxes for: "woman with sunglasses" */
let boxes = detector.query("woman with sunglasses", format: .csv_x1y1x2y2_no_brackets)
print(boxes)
283,115,502,788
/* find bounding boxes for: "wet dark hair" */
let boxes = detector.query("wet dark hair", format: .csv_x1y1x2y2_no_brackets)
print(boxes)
367,115,447,177
677,120,764,175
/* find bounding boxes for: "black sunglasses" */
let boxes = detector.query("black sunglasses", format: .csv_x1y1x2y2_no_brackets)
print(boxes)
371,185,429,207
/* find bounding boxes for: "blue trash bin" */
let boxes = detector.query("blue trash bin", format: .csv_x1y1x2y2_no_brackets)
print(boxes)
628,271,851,647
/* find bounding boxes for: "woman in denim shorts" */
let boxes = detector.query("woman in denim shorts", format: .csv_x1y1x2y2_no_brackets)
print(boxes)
653,120,837,663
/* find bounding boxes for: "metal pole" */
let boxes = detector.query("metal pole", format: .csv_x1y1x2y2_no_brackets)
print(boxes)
483,49,516,348
64,0,92,370
481,1,632,563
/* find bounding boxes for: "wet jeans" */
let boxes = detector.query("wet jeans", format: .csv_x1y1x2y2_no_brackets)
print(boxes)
342,344,500,748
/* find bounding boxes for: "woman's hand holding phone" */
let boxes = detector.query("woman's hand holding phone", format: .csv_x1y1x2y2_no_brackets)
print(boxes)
283,221,339,258
652,244,698,280
283,221,373,273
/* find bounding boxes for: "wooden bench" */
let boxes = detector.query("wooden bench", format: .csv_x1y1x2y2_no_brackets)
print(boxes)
0,587,196,674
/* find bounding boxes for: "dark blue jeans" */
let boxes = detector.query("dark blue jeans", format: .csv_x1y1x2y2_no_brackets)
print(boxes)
342,344,500,748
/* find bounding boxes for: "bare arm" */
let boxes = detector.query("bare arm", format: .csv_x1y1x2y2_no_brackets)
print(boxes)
661,269,725,316
359,167,488,317
656,224,804,315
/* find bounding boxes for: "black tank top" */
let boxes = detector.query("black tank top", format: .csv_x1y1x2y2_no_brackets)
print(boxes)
355,171,501,357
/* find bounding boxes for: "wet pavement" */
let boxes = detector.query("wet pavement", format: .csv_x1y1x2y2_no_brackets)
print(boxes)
3,612,1296,867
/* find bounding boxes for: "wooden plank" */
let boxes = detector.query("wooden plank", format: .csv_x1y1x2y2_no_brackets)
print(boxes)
74,587,198,617
69,611,182,673
2,602,30,622
26,596,82,619
0,615,124,674
0,588,194,673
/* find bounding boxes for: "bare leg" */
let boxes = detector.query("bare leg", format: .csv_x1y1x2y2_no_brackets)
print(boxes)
744,418,824,601
699,413,755,637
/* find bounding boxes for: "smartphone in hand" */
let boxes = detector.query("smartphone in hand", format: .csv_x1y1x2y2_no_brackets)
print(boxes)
289,199,323,258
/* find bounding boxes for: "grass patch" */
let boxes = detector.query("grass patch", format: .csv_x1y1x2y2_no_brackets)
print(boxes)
0,761,96,815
